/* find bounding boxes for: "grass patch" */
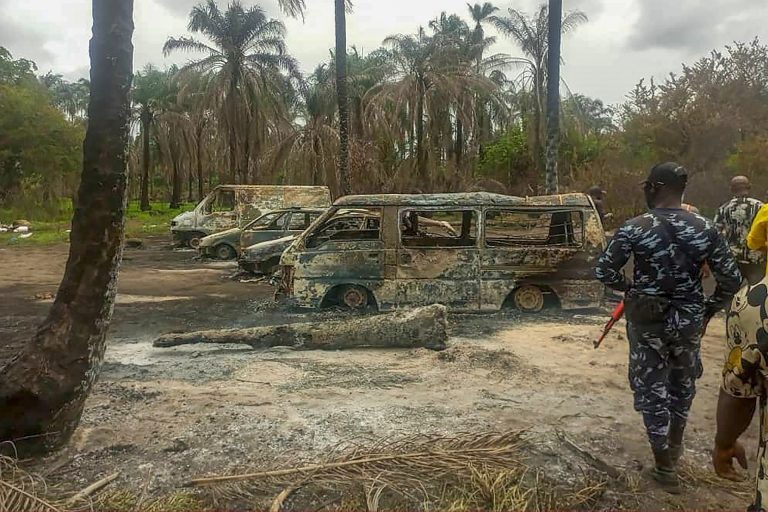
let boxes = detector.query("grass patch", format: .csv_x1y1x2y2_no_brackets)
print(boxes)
0,201,195,247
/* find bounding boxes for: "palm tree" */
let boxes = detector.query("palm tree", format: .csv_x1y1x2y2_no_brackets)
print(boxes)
545,0,562,194
490,3,586,172
0,0,134,453
164,0,299,185
272,65,339,186
133,64,170,210
335,0,352,195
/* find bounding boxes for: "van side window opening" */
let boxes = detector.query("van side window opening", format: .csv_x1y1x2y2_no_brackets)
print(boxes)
205,190,236,213
400,210,477,248
484,209,584,247
306,208,382,248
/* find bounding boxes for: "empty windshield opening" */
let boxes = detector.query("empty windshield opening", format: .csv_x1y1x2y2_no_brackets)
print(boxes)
400,209,477,248
306,208,382,248
484,209,584,247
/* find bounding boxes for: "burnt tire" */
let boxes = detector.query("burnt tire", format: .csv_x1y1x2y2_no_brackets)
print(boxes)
513,285,545,313
215,244,236,260
338,285,369,310
187,235,204,249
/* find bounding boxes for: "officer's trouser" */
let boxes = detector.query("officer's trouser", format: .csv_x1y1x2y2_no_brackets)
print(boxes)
627,320,701,451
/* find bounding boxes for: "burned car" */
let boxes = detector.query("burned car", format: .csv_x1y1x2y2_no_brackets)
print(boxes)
170,185,330,248
198,208,325,260
278,192,606,312
239,210,379,274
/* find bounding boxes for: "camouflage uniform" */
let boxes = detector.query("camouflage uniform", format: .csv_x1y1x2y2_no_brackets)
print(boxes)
595,208,741,451
715,196,765,284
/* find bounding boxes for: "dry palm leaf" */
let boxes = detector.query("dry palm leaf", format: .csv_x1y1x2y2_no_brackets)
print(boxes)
186,430,526,498
0,454,61,512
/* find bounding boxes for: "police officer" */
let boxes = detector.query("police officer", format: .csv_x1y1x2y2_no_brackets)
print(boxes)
595,162,742,493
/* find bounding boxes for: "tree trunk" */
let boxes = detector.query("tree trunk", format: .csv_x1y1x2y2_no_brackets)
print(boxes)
0,0,134,455
416,83,427,181
545,0,562,195
455,118,463,168
187,165,194,203
153,304,447,351
335,0,352,196
533,74,543,176
139,110,151,211
196,124,204,201
169,141,182,209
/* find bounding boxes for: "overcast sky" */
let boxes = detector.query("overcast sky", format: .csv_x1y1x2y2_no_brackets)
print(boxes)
1,0,766,105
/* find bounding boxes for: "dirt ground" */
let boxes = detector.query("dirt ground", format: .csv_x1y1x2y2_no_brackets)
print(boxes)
0,237,758,509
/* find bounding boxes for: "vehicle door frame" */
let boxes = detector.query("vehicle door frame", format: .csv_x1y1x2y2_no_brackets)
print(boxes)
394,205,482,311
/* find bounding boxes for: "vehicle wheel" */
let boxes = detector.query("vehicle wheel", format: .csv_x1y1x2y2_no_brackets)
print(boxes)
513,285,545,313
338,285,369,309
188,236,202,249
215,244,236,260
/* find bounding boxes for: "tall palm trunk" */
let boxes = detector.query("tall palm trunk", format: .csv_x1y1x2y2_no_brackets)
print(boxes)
455,118,464,167
196,124,204,201
335,0,352,196
416,81,427,181
545,0,562,194
139,109,151,211
227,83,239,184
169,140,182,208
533,73,544,174
0,0,134,455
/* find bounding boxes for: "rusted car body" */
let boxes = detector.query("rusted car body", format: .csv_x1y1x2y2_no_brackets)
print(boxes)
278,192,606,312
240,210,379,275
170,185,331,247
198,208,326,260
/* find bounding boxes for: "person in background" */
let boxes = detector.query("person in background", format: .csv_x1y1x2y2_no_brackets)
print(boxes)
715,176,765,285
588,186,609,225
595,162,741,493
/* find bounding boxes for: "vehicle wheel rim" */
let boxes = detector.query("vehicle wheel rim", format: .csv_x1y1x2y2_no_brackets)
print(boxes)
217,246,233,260
189,237,201,249
342,287,367,309
514,286,544,312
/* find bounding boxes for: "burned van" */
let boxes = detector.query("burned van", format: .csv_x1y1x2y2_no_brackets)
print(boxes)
278,192,606,312
170,185,331,247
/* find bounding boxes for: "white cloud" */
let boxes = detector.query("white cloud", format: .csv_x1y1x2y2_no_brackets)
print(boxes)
1,0,766,105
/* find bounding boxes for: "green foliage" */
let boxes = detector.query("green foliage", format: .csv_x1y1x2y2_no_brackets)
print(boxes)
0,54,84,206
478,126,532,186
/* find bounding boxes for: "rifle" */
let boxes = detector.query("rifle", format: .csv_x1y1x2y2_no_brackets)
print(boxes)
594,300,625,349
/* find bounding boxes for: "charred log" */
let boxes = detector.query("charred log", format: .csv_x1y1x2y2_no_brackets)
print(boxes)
153,305,448,351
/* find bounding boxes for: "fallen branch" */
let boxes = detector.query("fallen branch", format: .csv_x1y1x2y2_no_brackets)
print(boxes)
66,471,120,507
556,431,621,479
154,304,448,351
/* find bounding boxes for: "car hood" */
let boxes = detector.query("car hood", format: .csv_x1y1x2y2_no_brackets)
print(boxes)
199,227,241,247
171,211,196,228
243,235,296,259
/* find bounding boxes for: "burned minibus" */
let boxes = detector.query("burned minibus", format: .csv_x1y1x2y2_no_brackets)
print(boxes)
278,192,606,312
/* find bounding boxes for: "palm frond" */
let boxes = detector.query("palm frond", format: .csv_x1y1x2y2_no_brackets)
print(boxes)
185,430,526,495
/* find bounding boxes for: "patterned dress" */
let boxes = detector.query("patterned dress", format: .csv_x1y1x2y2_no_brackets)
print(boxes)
596,208,742,450
723,282,768,510
715,197,764,265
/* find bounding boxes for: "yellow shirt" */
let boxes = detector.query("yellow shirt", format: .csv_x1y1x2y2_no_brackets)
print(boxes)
747,204,768,272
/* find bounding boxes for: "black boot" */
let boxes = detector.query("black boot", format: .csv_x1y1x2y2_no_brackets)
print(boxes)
668,418,686,467
647,447,682,494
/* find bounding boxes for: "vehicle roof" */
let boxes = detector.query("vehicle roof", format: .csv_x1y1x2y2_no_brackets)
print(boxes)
333,192,594,208
213,185,330,191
